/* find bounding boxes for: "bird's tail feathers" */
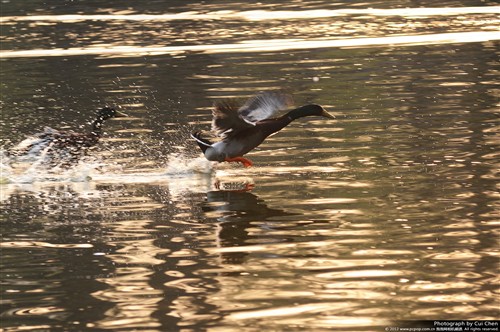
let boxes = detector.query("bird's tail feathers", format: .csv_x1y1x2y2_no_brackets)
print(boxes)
191,131,213,154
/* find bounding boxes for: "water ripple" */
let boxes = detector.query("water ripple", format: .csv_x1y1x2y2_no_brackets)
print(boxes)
1,31,498,58
2,7,499,23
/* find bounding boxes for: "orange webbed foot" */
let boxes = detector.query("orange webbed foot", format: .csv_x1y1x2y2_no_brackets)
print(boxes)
224,157,253,168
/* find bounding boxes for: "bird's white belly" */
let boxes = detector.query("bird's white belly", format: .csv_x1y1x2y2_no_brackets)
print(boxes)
209,140,246,160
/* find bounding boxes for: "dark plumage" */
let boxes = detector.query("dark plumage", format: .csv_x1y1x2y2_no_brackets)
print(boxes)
192,91,335,167
10,106,127,167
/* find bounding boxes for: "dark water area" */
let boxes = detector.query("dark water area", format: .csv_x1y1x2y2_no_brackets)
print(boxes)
1,1,499,331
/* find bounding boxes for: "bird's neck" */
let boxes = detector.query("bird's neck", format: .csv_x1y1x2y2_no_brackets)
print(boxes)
257,114,294,139
285,105,322,121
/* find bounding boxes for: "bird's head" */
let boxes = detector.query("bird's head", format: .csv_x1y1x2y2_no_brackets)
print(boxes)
97,106,128,120
288,104,335,120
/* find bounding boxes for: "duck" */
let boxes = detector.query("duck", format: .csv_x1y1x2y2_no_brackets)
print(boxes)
10,106,128,167
192,91,335,167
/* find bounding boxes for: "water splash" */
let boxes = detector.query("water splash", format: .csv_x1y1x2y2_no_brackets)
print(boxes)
2,140,261,200
8,127,57,160
0,150,12,184
0,146,217,200
164,153,213,175
3,150,213,183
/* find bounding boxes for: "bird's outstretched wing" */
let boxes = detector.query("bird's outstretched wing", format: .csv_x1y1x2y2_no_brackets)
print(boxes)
238,91,294,124
9,127,59,157
211,99,252,138
211,91,294,138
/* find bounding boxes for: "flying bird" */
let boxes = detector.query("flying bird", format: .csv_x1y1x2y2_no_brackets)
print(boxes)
192,91,335,167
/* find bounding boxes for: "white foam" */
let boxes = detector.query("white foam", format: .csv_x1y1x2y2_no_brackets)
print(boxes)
164,153,213,175
0,151,219,200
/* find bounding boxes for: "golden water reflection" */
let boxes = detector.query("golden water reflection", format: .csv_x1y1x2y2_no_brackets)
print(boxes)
1,5,499,58
1,31,498,58
2,6,499,22
1,1,499,330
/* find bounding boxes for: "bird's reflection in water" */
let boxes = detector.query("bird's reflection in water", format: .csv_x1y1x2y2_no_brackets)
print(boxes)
212,176,255,192
202,190,296,265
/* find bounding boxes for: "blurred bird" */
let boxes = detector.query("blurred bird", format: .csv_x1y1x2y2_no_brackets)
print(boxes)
10,106,127,167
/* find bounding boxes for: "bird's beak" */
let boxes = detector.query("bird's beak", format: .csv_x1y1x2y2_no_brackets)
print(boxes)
321,109,336,119
115,110,128,118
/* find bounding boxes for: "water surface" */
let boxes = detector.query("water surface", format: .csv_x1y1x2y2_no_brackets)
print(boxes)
1,1,499,331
